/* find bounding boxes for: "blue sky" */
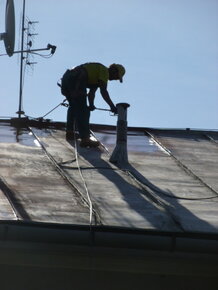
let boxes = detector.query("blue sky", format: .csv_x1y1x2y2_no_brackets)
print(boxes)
0,0,218,129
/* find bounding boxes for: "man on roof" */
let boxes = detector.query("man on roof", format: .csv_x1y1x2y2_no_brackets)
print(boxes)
61,62,125,147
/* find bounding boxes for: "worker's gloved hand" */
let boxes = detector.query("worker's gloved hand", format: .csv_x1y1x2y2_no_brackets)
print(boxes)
89,105,96,111
110,105,117,114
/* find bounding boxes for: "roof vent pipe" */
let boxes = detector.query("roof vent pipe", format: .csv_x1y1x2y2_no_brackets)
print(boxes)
109,103,130,166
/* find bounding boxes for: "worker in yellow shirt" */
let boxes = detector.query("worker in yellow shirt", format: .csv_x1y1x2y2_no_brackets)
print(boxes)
61,62,125,147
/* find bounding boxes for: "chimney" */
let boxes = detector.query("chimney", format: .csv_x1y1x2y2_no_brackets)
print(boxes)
109,103,130,166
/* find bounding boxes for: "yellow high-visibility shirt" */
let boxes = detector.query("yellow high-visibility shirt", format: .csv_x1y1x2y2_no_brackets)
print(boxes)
83,63,109,86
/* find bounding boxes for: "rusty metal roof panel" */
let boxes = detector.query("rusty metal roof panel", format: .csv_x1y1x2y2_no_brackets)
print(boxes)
0,120,218,235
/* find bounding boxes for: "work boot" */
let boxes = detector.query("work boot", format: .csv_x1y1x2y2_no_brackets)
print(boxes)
66,131,79,140
80,138,100,148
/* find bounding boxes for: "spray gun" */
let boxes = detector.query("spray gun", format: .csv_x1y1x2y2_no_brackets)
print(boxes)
60,100,117,115
95,107,117,116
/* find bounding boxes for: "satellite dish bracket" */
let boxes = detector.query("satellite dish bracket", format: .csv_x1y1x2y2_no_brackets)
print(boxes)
0,33,6,41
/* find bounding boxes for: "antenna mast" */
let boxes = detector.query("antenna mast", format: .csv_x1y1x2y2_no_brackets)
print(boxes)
1,0,56,119
17,0,26,118
15,0,56,119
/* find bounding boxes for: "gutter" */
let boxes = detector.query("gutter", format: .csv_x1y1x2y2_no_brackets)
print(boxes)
0,220,218,254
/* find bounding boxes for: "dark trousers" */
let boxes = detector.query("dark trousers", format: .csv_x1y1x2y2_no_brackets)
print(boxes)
66,95,90,139
62,69,90,139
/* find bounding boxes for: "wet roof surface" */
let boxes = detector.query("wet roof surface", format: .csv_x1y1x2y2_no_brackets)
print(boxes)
0,120,218,234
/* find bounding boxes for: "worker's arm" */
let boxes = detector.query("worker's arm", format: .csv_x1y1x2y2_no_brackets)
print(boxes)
99,81,117,113
88,88,97,111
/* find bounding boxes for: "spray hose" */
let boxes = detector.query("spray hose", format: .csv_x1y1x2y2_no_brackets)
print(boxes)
38,99,116,120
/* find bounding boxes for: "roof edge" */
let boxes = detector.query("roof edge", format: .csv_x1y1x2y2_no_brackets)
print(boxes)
0,117,217,134
0,221,218,254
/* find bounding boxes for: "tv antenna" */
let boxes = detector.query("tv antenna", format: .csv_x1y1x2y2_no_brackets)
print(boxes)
0,0,57,118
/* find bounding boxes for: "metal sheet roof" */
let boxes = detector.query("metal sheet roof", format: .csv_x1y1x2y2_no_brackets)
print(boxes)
1,119,218,235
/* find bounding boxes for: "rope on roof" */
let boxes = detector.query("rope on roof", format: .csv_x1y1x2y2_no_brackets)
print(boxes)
73,126,93,226
94,130,218,201
27,126,98,227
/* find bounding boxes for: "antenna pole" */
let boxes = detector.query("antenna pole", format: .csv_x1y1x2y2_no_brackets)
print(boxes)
17,0,26,118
